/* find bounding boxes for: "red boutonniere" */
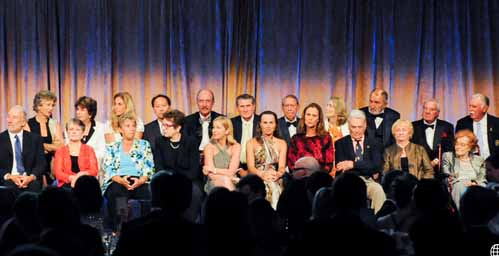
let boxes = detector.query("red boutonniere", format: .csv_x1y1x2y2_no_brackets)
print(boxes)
441,132,448,139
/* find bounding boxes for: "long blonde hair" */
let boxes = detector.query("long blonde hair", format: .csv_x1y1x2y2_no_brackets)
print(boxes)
211,116,237,146
111,92,137,132
327,96,348,126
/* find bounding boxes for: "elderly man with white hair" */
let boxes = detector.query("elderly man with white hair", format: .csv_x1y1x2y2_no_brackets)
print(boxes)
456,93,499,159
0,105,47,194
411,99,455,176
334,109,386,213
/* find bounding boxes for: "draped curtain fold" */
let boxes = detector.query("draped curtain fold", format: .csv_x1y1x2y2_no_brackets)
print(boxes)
0,0,497,130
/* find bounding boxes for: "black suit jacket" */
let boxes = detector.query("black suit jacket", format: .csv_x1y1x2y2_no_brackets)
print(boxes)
182,111,223,148
278,116,300,146
411,119,455,161
143,119,162,152
334,135,383,177
360,107,400,148
456,114,499,156
231,114,260,143
0,130,47,183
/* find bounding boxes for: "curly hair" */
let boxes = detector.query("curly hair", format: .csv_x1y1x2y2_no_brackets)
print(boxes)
454,129,478,152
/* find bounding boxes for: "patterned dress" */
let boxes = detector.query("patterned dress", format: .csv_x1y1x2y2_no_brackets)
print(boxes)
287,134,335,173
254,137,283,209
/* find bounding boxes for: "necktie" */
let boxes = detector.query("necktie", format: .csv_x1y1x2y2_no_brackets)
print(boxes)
355,140,363,161
15,135,25,175
423,123,434,130
286,120,298,127
476,122,485,156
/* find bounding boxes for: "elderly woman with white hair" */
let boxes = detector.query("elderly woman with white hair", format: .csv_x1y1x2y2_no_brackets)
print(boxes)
383,119,433,179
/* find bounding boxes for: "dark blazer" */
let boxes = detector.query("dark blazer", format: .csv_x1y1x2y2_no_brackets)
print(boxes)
278,116,300,146
456,114,499,156
143,119,162,152
412,119,455,161
182,111,223,148
0,130,47,183
231,114,260,144
153,135,200,182
360,107,400,148
334,135,383,177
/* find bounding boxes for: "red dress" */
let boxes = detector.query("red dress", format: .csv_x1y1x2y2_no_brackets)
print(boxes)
287,134,335,173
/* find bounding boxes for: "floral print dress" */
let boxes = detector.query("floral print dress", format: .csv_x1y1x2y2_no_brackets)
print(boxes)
254,137,283,209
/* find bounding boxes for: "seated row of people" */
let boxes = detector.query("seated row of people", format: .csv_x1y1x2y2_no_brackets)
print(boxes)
0,88,497,217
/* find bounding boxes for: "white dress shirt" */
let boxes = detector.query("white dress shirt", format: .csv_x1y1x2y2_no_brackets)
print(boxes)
285,117,298,139
8,130,24,175
474,113,490,158
199,113,211,151
424,120,437,150
240,115,254,163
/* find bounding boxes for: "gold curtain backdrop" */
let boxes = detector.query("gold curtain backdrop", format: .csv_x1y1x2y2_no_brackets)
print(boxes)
0,0,498,130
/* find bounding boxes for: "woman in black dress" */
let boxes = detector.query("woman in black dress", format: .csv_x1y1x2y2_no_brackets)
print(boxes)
25,90,63,185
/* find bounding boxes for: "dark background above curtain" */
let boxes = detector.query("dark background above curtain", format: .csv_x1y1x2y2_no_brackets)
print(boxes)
0,0,497,129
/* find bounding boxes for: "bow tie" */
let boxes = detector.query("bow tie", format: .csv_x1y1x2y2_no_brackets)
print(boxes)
371,113,384,119
424,123,434,130
199,116,211,124
286,120,298,127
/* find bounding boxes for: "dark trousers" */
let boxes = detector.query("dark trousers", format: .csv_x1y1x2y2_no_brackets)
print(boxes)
3,179,42,195
104,181,150,231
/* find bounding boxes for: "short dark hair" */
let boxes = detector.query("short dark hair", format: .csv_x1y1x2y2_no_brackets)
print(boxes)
162,109,185,128
281,94,299,105
150,171,192,212
74,96,97,120
255,110,281,144
151,94,171,107
236,174,266,198
236,93,256,106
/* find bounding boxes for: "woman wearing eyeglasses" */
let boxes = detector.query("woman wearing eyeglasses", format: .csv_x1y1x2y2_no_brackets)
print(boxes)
153,109,200,188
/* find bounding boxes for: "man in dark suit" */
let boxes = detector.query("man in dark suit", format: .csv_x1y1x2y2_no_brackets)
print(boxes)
143,94,171,152
360,88,400,148
113,171,202,256
231,94,260,169
412,99,454,177
278,94,300,146
335,109,386,213
0,105,46,194
456,93,499,159
182,89,223,151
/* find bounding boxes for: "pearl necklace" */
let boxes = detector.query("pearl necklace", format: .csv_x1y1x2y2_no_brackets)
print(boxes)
170,141,180,149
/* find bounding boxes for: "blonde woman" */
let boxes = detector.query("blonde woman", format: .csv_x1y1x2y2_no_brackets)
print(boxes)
102,113,154,231
383,119,433,179
325,96,349,142
203,116,241,193
104,92,144,144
